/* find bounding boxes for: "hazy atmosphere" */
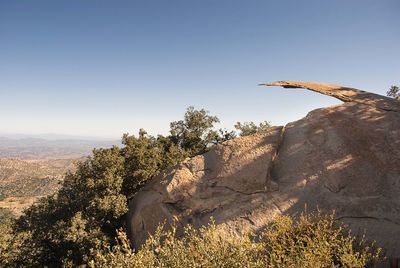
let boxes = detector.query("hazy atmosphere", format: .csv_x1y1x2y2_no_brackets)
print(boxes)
1,0,399,138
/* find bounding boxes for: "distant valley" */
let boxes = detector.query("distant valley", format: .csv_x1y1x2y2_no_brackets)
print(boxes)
0,135,120,219
0,136,120,159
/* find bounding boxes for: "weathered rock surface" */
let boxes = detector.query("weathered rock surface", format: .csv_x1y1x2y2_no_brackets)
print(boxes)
128,81,400,257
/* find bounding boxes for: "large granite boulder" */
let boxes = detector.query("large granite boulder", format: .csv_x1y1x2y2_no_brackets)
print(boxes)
127,81,400,257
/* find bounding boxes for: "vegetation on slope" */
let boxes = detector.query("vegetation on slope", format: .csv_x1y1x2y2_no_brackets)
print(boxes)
0,158,78,218
234,120,271,136
0,107,383,267
387,85,399,99
90,212,381,268
0,158,77,196
0,107,235,266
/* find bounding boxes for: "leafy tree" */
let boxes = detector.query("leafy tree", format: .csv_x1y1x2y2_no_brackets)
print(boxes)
234,120,271,136
170,106,232,156
0,107,276,267
214,128,236,144
387,85,400,99
121,129,185,199
10,146,127,266
1,107,233,267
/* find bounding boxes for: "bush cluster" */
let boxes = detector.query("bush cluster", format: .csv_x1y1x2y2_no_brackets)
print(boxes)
90,213,382,268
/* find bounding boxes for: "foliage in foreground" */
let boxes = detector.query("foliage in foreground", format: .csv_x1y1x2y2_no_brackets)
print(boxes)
90,212,382,268
0,107,270,267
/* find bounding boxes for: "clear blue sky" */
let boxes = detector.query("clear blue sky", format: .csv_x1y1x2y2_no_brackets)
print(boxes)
1,0,399,139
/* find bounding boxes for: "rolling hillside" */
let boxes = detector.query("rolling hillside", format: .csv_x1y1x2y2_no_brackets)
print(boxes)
0,157,79,217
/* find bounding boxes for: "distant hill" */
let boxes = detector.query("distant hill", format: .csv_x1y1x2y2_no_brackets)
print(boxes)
0,136,120,159
0,134,120,217
0,157,79,217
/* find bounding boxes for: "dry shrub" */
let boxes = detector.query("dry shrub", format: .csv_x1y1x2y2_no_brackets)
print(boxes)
89,212,383,268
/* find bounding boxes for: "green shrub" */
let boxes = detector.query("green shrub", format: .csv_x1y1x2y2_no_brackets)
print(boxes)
234,121,271,136
0,107,235,267
0,219,30,267
0,208,13,224
89,212,383,268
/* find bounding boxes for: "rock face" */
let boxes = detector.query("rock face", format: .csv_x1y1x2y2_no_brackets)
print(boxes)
127,81,400,256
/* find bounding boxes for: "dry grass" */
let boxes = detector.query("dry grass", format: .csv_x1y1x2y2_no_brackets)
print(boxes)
0,157,80,217
0,197,39,217
89,212,383,268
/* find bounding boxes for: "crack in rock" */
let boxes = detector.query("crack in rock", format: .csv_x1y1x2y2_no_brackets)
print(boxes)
213,185,265,196
240,215,256,226
272,201,283,214
323,182,345,194
265,126,285,191
336,215,400,226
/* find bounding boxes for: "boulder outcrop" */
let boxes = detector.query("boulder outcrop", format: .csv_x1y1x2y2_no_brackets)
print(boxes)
127,81,400,257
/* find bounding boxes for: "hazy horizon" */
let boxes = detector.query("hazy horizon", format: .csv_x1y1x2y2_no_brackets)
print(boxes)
1,1,399,137
0,132,121,141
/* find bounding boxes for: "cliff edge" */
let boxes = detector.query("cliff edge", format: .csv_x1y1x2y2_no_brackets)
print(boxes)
127,81,400,256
